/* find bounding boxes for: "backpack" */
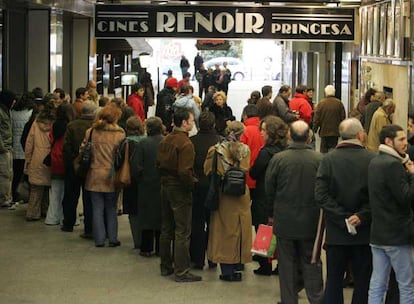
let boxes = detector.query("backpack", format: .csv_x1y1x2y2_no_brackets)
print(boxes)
222,162,246,196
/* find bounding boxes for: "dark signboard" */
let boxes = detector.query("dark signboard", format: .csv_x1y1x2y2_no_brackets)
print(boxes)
95,5,355,41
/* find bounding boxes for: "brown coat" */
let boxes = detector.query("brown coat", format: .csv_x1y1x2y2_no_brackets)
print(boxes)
204,141,252,264
24,120,52,186
84,124,125,192
157,128,195,189
313,96,346,137
366,107,392,152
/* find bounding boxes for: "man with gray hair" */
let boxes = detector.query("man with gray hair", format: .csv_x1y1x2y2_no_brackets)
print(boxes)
61,100,97,236
266,120,323,304
313,84,346,153
315,118,376,304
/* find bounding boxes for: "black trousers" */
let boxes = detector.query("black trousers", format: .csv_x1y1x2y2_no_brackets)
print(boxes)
278,238,323,304
320,136,338,153
141,230,160,253
190,182,210,267
324,244,372,304
62,164,92,233
12,159,25,202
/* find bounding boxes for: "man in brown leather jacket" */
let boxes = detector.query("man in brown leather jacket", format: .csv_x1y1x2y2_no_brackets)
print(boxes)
157,108,202,283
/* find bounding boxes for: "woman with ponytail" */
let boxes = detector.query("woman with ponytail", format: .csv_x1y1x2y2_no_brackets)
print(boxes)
203,121,252,282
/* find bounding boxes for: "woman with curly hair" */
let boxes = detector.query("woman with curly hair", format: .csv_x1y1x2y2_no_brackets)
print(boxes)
250,115,289,275
83,103,125,247
204,121,251,282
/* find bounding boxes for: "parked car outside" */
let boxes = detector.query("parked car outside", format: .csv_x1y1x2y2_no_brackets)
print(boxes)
204,57,248,81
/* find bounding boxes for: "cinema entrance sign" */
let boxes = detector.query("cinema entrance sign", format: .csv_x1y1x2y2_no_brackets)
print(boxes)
95,5,355,42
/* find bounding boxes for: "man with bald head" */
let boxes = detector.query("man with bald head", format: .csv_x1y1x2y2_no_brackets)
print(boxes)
265,120,323,304
315,118,376,304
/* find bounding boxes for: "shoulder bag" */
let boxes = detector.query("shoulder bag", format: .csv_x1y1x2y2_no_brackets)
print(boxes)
73,129,93,178
114,140,131,190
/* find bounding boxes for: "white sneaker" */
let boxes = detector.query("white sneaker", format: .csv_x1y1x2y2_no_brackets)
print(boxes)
1,202,12,208
8,202,17,210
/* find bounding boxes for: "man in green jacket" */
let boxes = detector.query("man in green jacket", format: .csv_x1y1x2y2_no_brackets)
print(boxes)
157,108,202,283
265,120,323,304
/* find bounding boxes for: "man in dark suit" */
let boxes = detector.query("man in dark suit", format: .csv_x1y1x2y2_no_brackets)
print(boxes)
316,118,376,304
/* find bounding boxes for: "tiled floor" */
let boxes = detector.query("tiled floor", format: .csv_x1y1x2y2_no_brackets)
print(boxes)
0,205,353,304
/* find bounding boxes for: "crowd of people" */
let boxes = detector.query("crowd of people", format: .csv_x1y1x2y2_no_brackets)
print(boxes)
1,76,414,304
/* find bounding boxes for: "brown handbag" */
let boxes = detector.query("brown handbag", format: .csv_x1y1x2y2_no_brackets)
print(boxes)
114,141,131,190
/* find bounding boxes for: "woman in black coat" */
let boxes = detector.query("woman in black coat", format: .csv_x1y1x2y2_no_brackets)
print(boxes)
208,91,235,136
250,115,288,275
115,116,145,249
136,117,165,256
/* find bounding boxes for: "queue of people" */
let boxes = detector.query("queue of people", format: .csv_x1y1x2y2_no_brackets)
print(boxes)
1,79,414,304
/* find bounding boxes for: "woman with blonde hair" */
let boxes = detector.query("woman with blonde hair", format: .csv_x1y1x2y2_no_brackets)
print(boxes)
208,91,235,136
204,121,251,281
82,103,125,247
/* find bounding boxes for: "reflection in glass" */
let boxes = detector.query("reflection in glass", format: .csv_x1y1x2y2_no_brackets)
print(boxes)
360,7,367,56
372,6,379,55
366,7,373,55
394,0,402,58
50,9,63,91
386,3,394,56
379,4,386,56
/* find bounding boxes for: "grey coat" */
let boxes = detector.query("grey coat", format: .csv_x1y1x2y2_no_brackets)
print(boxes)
265,143,322,239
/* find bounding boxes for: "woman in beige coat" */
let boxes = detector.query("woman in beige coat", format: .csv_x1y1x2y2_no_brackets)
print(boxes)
204,121,252,282
83,103,125,247
25,106,54,221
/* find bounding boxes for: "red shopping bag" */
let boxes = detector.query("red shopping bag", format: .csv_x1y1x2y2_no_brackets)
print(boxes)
251,224,277,258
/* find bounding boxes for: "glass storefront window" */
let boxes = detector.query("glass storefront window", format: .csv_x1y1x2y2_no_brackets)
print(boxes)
50,9,63,91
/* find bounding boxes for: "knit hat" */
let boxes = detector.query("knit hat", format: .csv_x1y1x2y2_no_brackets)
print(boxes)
166,77,178,89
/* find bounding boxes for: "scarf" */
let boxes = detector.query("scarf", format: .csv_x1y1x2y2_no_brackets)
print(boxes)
378,144,410,164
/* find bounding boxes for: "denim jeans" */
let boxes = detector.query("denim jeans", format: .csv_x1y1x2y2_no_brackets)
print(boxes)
45,179,64,225
90,191,119,246
368,245,414,304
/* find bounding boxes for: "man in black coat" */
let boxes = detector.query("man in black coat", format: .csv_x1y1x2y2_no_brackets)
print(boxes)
155,77,177,133
189,111,220,269
61,100,97,236
315,118,376,304
367,124,414,303
265,121,323,304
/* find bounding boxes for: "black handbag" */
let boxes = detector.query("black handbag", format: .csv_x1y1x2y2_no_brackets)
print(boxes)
204,150,221,211
43,139,55,167
43,153,52,166
74,129,93,178
222,160,246,196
